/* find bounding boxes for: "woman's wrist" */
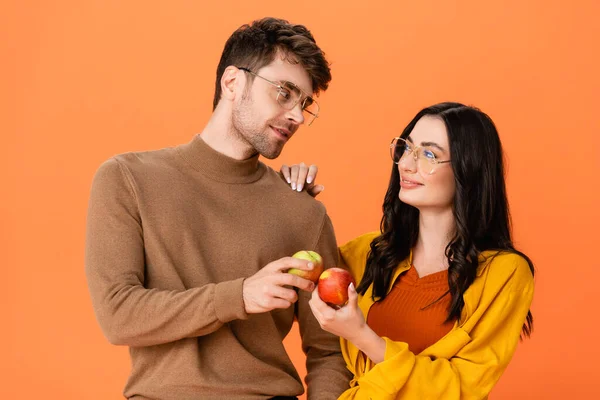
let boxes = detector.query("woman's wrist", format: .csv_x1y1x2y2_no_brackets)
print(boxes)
351,325,386,364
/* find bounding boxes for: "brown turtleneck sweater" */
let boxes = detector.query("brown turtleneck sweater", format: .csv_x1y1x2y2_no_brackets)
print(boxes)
85,135,351,400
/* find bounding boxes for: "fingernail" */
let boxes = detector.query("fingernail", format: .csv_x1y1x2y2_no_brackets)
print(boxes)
349,282,355,291
291,182,296,190
307,262,314,269
286,177,291,183
307,176,313,184
297,185,303,192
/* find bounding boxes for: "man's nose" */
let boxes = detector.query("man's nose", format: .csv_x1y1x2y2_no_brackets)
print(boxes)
285,102,305,125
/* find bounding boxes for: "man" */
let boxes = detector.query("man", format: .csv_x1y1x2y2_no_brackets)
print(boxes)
85,17,351,400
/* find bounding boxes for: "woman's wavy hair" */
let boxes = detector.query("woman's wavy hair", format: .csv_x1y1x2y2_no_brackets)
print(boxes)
357,102,534,337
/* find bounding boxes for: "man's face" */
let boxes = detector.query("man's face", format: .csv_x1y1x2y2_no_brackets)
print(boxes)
231,56,313,159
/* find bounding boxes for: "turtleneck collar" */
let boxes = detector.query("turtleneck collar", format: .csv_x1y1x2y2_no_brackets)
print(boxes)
177,134,266,183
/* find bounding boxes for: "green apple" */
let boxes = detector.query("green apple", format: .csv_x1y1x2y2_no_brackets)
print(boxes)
288,250,324,283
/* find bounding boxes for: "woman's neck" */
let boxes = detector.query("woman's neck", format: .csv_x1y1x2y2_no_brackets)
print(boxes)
412,207,455,278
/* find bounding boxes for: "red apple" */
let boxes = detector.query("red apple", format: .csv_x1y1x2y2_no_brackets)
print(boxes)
287,250,324,283
318,268,355,307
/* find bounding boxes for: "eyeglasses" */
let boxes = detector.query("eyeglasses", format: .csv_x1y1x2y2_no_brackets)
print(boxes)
390,137,451,175
237,67,320,126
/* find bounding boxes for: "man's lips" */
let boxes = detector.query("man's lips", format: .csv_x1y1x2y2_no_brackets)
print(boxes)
271,126,292,139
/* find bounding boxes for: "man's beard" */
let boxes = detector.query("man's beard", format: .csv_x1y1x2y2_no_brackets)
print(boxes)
231,96,285,160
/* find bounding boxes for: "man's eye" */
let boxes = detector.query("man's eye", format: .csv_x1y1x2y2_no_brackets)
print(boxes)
279,88,292,100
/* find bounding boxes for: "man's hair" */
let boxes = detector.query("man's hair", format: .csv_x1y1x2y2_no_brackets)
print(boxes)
213,17,332,110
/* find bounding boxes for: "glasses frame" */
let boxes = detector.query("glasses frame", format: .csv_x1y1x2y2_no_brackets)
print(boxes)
390,137,452,175
237,66,319,126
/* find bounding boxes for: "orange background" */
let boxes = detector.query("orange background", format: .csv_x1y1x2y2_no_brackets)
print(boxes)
2,1,599,398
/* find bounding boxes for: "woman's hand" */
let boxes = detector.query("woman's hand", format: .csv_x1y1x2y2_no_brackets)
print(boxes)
308,282,366,341
280,163,324,197
309,282,387,363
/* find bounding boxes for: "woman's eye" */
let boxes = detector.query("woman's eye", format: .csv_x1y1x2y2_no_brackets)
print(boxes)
423,149,436,159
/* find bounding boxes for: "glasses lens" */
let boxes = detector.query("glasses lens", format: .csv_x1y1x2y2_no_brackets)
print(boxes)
417,147,438,174
390,138,405,163
277,82,301,109
277,82,319,126
302,99,319,126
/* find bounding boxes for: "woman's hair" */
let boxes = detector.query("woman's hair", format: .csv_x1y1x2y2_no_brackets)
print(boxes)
358,102,534,337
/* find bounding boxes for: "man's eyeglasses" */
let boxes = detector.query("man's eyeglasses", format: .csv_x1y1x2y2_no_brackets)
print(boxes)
238,67,320,126
390,137,451,175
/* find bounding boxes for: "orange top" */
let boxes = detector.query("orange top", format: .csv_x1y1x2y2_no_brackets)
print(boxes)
366,265,454,354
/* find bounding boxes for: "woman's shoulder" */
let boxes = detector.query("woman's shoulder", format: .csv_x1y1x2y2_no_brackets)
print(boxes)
339,232,380,258
338,231,380,277
477,250,534,292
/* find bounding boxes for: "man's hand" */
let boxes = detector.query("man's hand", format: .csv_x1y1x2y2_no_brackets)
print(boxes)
280,163,324,197
243,257,316,314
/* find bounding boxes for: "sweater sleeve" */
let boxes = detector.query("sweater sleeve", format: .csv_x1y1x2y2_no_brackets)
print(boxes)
296,213,353,400
338,255,534,400
84,158,248,347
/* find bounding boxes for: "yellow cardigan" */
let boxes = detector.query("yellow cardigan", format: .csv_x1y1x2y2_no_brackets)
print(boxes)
337,232,534,400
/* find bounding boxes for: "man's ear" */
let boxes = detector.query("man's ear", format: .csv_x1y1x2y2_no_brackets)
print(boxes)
220,66,242,102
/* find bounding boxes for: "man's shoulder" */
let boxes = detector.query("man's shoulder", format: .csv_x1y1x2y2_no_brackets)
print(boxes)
261,165,328,214
93,146,178,179
91,146,181,193
112,146,176,168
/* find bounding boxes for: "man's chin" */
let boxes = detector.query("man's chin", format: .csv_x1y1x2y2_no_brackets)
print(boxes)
256,142,284,159
260,148,283,160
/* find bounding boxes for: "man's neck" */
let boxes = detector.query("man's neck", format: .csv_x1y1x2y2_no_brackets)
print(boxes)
199,107,257,161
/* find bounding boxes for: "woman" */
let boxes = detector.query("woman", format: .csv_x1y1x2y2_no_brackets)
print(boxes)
281,102,534,399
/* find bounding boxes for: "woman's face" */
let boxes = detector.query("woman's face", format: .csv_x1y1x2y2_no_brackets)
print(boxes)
397,115,456,211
